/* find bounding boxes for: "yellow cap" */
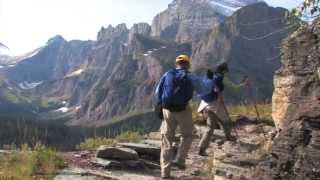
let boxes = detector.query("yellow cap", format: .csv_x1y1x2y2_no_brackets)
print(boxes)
176,54,190,63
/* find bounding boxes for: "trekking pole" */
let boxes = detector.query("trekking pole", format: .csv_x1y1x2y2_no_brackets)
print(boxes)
245,78,268,140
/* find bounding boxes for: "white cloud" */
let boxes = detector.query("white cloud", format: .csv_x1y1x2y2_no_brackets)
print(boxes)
0,0,171,55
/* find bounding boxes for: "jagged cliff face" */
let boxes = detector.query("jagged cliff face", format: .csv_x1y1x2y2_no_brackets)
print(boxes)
272,21,320,130
151,0,224,43
71,31,191,126
150,0,260,43
192,2,290,101
254,19,320,180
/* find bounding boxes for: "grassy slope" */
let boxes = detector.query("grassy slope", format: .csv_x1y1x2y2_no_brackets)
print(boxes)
0,144,65,179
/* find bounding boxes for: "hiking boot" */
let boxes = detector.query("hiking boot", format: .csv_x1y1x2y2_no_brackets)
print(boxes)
226,135,237,142
161,176,172,180
172,161,186,170
198,149,208,156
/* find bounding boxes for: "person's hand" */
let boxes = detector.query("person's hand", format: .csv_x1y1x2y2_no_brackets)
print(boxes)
241,76,251,87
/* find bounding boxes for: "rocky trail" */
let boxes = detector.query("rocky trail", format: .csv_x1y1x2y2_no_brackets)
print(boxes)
55,117,275,180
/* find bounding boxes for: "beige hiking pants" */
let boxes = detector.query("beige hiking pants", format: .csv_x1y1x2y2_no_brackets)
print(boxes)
160,106,193,177
198,106,232,151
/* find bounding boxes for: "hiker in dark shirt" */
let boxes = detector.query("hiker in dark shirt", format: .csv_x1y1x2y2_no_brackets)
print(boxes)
197,62,234,156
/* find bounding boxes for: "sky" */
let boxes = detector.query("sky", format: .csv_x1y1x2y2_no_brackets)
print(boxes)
0,0,302,55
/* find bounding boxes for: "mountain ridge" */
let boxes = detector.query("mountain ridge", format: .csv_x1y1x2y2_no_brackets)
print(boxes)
1,1,292,127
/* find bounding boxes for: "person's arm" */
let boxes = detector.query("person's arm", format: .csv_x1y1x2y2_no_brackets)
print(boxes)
223,76,250,92
188,73,209,99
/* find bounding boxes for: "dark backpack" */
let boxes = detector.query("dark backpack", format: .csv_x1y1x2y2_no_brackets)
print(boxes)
161,69,193,112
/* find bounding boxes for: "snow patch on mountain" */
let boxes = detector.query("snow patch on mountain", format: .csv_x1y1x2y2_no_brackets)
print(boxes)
18,81,43,90
207,0,261,16
7,64,16,68
66,68,84,78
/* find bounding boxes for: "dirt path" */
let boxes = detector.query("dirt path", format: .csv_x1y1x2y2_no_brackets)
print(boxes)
58,118,275,180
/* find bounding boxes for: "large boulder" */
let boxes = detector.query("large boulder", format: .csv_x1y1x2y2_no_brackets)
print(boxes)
96,146,139,160
253,19,320,179
117,142,161,159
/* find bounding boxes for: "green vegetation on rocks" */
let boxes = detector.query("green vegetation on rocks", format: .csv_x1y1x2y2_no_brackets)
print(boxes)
77,131,144,151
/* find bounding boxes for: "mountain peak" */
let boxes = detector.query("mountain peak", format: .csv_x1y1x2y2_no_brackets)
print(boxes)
97,23,129,42
47,35,66,45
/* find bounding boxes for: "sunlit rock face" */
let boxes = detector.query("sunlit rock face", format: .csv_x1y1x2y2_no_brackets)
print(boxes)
150,0,260,43
272,19,320,131
254,19,320,180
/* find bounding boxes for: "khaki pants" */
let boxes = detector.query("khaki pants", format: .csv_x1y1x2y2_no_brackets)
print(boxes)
160,106,193,177
198,107,232,151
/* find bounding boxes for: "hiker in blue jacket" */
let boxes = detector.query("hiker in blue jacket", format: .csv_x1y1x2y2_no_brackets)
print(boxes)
155,54,205,179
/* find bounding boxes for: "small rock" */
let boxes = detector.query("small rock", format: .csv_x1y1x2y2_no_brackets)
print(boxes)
96,146,139,160
91,157,122,169
191,170,201,176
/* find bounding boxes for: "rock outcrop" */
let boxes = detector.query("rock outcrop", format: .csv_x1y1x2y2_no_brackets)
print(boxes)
97,24,129,42
253,19,320,180
128,23,151,44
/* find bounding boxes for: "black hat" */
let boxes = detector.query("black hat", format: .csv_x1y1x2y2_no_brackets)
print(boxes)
216,62,229,74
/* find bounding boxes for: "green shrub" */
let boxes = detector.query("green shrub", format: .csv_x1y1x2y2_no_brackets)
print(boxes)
115,131,143,143
77,131,144,151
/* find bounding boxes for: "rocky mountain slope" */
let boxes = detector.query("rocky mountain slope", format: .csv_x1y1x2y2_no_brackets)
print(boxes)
150,0,260,43
253,18,320,180
72,2,290,126
2,1,291,127
192,2,290,101
7,36,94,83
